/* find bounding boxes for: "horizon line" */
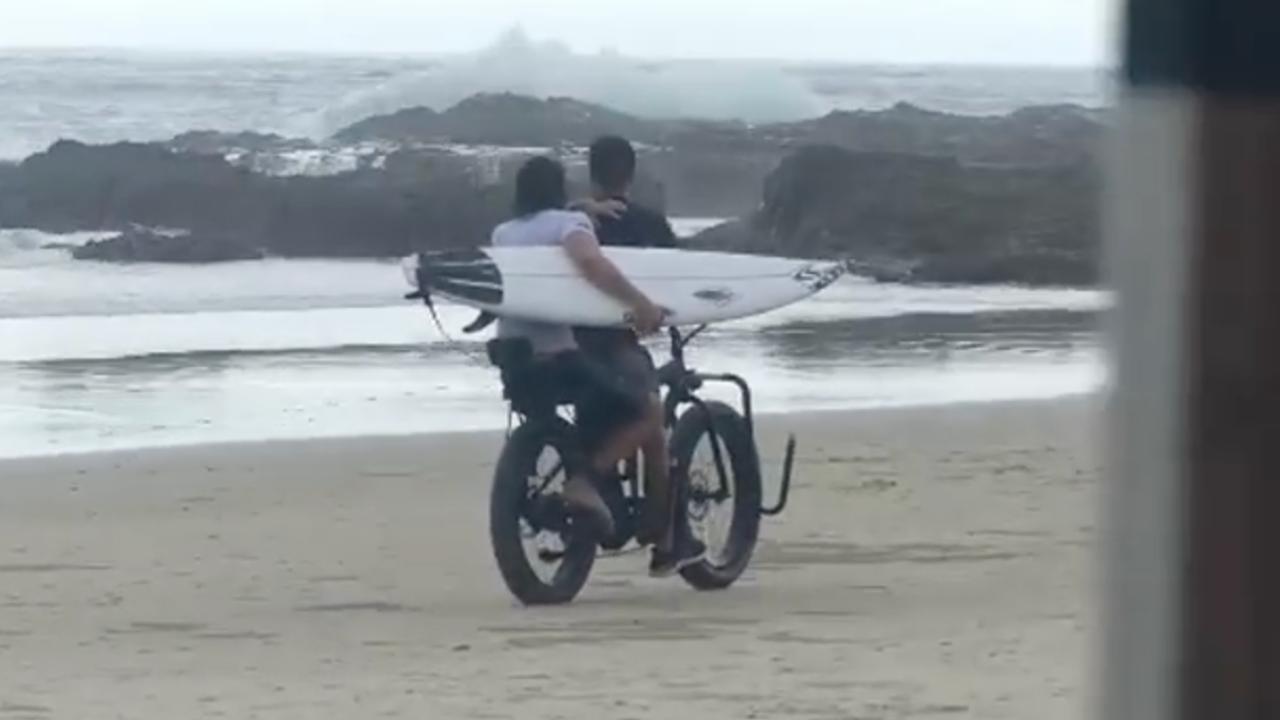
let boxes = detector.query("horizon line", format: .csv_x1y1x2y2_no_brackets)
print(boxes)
0,42,1111,71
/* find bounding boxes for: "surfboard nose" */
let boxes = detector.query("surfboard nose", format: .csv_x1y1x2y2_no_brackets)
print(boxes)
793,260,846,292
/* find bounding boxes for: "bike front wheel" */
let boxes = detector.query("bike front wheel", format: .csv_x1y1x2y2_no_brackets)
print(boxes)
670,400,763,590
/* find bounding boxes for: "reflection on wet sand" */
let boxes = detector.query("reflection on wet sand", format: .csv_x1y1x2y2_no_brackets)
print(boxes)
2,309,1102,457
748,309,1097,365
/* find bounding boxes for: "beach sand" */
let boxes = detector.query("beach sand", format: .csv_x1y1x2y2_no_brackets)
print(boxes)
0,397,1099,719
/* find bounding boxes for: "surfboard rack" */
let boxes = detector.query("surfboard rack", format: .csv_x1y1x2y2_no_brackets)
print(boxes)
762,435,797,517
667,327,795,518
688,371,795,518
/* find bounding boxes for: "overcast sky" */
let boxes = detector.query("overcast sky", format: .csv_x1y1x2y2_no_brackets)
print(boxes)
4,0,1114,65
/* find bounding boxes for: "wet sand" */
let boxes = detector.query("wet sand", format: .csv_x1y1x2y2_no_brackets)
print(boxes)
0,397,1099,719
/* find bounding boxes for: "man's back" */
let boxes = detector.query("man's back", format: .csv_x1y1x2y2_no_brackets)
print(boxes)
576,201,677,353
594,202,678,249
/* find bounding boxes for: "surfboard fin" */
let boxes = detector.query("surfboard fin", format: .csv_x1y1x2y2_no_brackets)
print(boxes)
461,311,498,334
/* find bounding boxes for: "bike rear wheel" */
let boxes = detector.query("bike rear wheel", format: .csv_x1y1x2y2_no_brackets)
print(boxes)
670,400,762,590
489,418,596,605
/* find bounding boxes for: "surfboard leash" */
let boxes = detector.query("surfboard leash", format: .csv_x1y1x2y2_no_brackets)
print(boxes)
411,287,492,371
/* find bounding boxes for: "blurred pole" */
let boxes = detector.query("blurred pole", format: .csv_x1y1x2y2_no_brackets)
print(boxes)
1104,1,1280,718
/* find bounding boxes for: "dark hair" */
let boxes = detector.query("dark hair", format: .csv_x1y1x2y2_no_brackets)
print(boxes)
588,135,637,194
513,156,568,216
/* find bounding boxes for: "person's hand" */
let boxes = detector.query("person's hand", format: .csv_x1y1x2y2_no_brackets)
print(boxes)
629,299,666,336
573,198,627,222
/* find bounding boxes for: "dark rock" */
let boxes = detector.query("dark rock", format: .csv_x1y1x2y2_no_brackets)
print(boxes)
333,95,1103,218
766,102,1103,166
332,96,1107,163
0,161,20,221
375,143,670,213
262,166,508,258
642,148,783,217
692,145,1099,286
166,132,378,177
72,227,264,263
333,106,441,145
38,241,81,251
166,130,317,156
3,140,264,234
684,218,749,249
2,140,509,261
1,96,1103,279
335,92,654,147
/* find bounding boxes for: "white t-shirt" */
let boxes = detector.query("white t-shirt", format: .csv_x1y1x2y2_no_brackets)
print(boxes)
491,209,594,355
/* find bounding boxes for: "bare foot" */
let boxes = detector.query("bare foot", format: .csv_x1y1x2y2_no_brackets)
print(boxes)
562,476,615,538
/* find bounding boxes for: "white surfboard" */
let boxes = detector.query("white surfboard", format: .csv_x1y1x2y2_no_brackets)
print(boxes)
404,247,845,327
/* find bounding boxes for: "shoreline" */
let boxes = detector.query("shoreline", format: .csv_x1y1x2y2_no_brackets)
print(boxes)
0,392,1099,464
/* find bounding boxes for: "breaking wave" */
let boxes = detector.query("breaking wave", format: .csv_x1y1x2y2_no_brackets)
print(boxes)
317,28,824,136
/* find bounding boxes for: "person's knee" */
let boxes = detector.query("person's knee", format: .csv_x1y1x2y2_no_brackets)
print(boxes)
643,395,663,426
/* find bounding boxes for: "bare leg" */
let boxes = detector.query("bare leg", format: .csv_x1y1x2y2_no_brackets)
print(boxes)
588,413,654,475
634,397,676,551
642,395,706,575
563,404,656,532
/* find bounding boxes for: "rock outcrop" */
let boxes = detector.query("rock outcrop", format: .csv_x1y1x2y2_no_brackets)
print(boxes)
334,95,1103,163
1,140,509,260
72,227,265,263
1,94,1104,283
334,93,655,147
165,130,318,156
332,95,1103,218
691,145,1100,285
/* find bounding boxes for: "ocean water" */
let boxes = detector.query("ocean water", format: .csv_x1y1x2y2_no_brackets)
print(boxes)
0,49,1110,458
0,227,1107,458
0,44,1109,161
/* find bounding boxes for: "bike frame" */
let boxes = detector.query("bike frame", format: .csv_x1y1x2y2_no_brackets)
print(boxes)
406,278,794,544
506,325,795,520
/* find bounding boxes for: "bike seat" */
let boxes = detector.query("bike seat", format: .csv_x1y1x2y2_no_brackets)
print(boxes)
486,338,575,416
486,337,534,369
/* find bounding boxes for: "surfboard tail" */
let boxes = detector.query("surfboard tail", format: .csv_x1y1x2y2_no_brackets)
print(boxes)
407,249,505,307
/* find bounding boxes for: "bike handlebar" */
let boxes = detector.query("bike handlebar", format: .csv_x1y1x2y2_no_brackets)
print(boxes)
668,324,709,364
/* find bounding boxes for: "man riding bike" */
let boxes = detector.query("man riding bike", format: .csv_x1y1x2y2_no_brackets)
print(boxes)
491,155,666,544
573,136,705,576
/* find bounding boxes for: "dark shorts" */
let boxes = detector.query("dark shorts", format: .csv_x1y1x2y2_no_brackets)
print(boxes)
488,338,653,441
571,342,657,449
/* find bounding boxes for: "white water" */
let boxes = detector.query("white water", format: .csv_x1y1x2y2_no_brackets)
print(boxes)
316,29,823,134
0,237,1106,363
0,41,1108,161
0,227,1106,458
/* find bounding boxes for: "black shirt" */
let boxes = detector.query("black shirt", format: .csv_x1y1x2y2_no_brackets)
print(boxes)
594,201,678,249
575,199,677,353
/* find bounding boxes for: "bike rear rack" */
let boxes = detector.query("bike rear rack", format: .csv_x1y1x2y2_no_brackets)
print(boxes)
763,435,796,517
688,371,796,518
